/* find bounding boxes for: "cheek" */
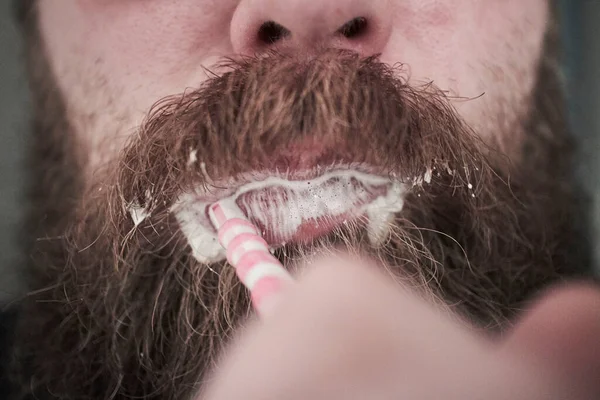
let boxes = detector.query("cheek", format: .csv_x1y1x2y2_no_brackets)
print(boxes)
38,0,240,159
39,0,238,105
37,1,234,170
381,0,548,138
393,1,456,46
384,0,548,86
67,1,235,74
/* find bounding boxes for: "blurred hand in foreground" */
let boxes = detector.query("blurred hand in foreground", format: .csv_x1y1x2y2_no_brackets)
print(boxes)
203,256,600,400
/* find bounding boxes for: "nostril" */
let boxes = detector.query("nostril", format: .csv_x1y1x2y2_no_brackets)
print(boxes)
337,17,368,39
257,21,291,45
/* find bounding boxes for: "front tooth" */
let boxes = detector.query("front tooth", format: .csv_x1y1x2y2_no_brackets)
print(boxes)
274,189,285,235
326,188,339,214
344,178,355,203
284,190,302,239
318,196,331,219
357,185,369,203
251,196,266,226
289,190,302,218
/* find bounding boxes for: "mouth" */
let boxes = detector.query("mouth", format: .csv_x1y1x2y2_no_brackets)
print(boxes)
171,166,407,263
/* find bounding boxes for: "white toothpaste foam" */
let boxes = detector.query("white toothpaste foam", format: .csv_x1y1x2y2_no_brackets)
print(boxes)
172,170,407,263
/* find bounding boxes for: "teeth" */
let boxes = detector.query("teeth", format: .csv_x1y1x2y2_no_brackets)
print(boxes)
172,170,407,263
239,176,389,243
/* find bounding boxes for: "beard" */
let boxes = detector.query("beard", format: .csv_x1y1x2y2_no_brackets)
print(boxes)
8,11,592,400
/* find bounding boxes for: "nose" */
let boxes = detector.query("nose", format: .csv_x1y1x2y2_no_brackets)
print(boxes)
230,0,392,56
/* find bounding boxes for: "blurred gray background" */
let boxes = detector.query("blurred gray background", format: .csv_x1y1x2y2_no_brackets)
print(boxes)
0,2,599,304
1,0,28,304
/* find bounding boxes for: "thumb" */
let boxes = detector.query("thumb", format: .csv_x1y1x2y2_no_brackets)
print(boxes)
502,283,600,399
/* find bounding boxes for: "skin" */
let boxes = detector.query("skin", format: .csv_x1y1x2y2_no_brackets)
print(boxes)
38,0,547,168
203,256,600,399
28,0,600,398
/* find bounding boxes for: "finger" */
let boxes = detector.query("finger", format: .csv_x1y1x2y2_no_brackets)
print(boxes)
202,254,497,400
502,282,600,399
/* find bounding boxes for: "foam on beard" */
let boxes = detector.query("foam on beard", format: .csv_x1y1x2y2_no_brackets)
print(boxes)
168,169,407,263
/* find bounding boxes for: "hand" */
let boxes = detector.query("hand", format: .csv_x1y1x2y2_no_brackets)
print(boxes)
202,256,600,400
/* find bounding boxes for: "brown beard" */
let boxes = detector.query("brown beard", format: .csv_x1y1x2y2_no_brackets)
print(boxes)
7,5,592,400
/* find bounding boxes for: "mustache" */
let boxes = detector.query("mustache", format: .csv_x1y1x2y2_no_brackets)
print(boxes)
55,49,526,342
112,49,491,212
49,50,513,327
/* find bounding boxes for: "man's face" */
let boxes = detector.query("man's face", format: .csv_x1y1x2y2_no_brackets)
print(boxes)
15,1,581,399
39,0,548,166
